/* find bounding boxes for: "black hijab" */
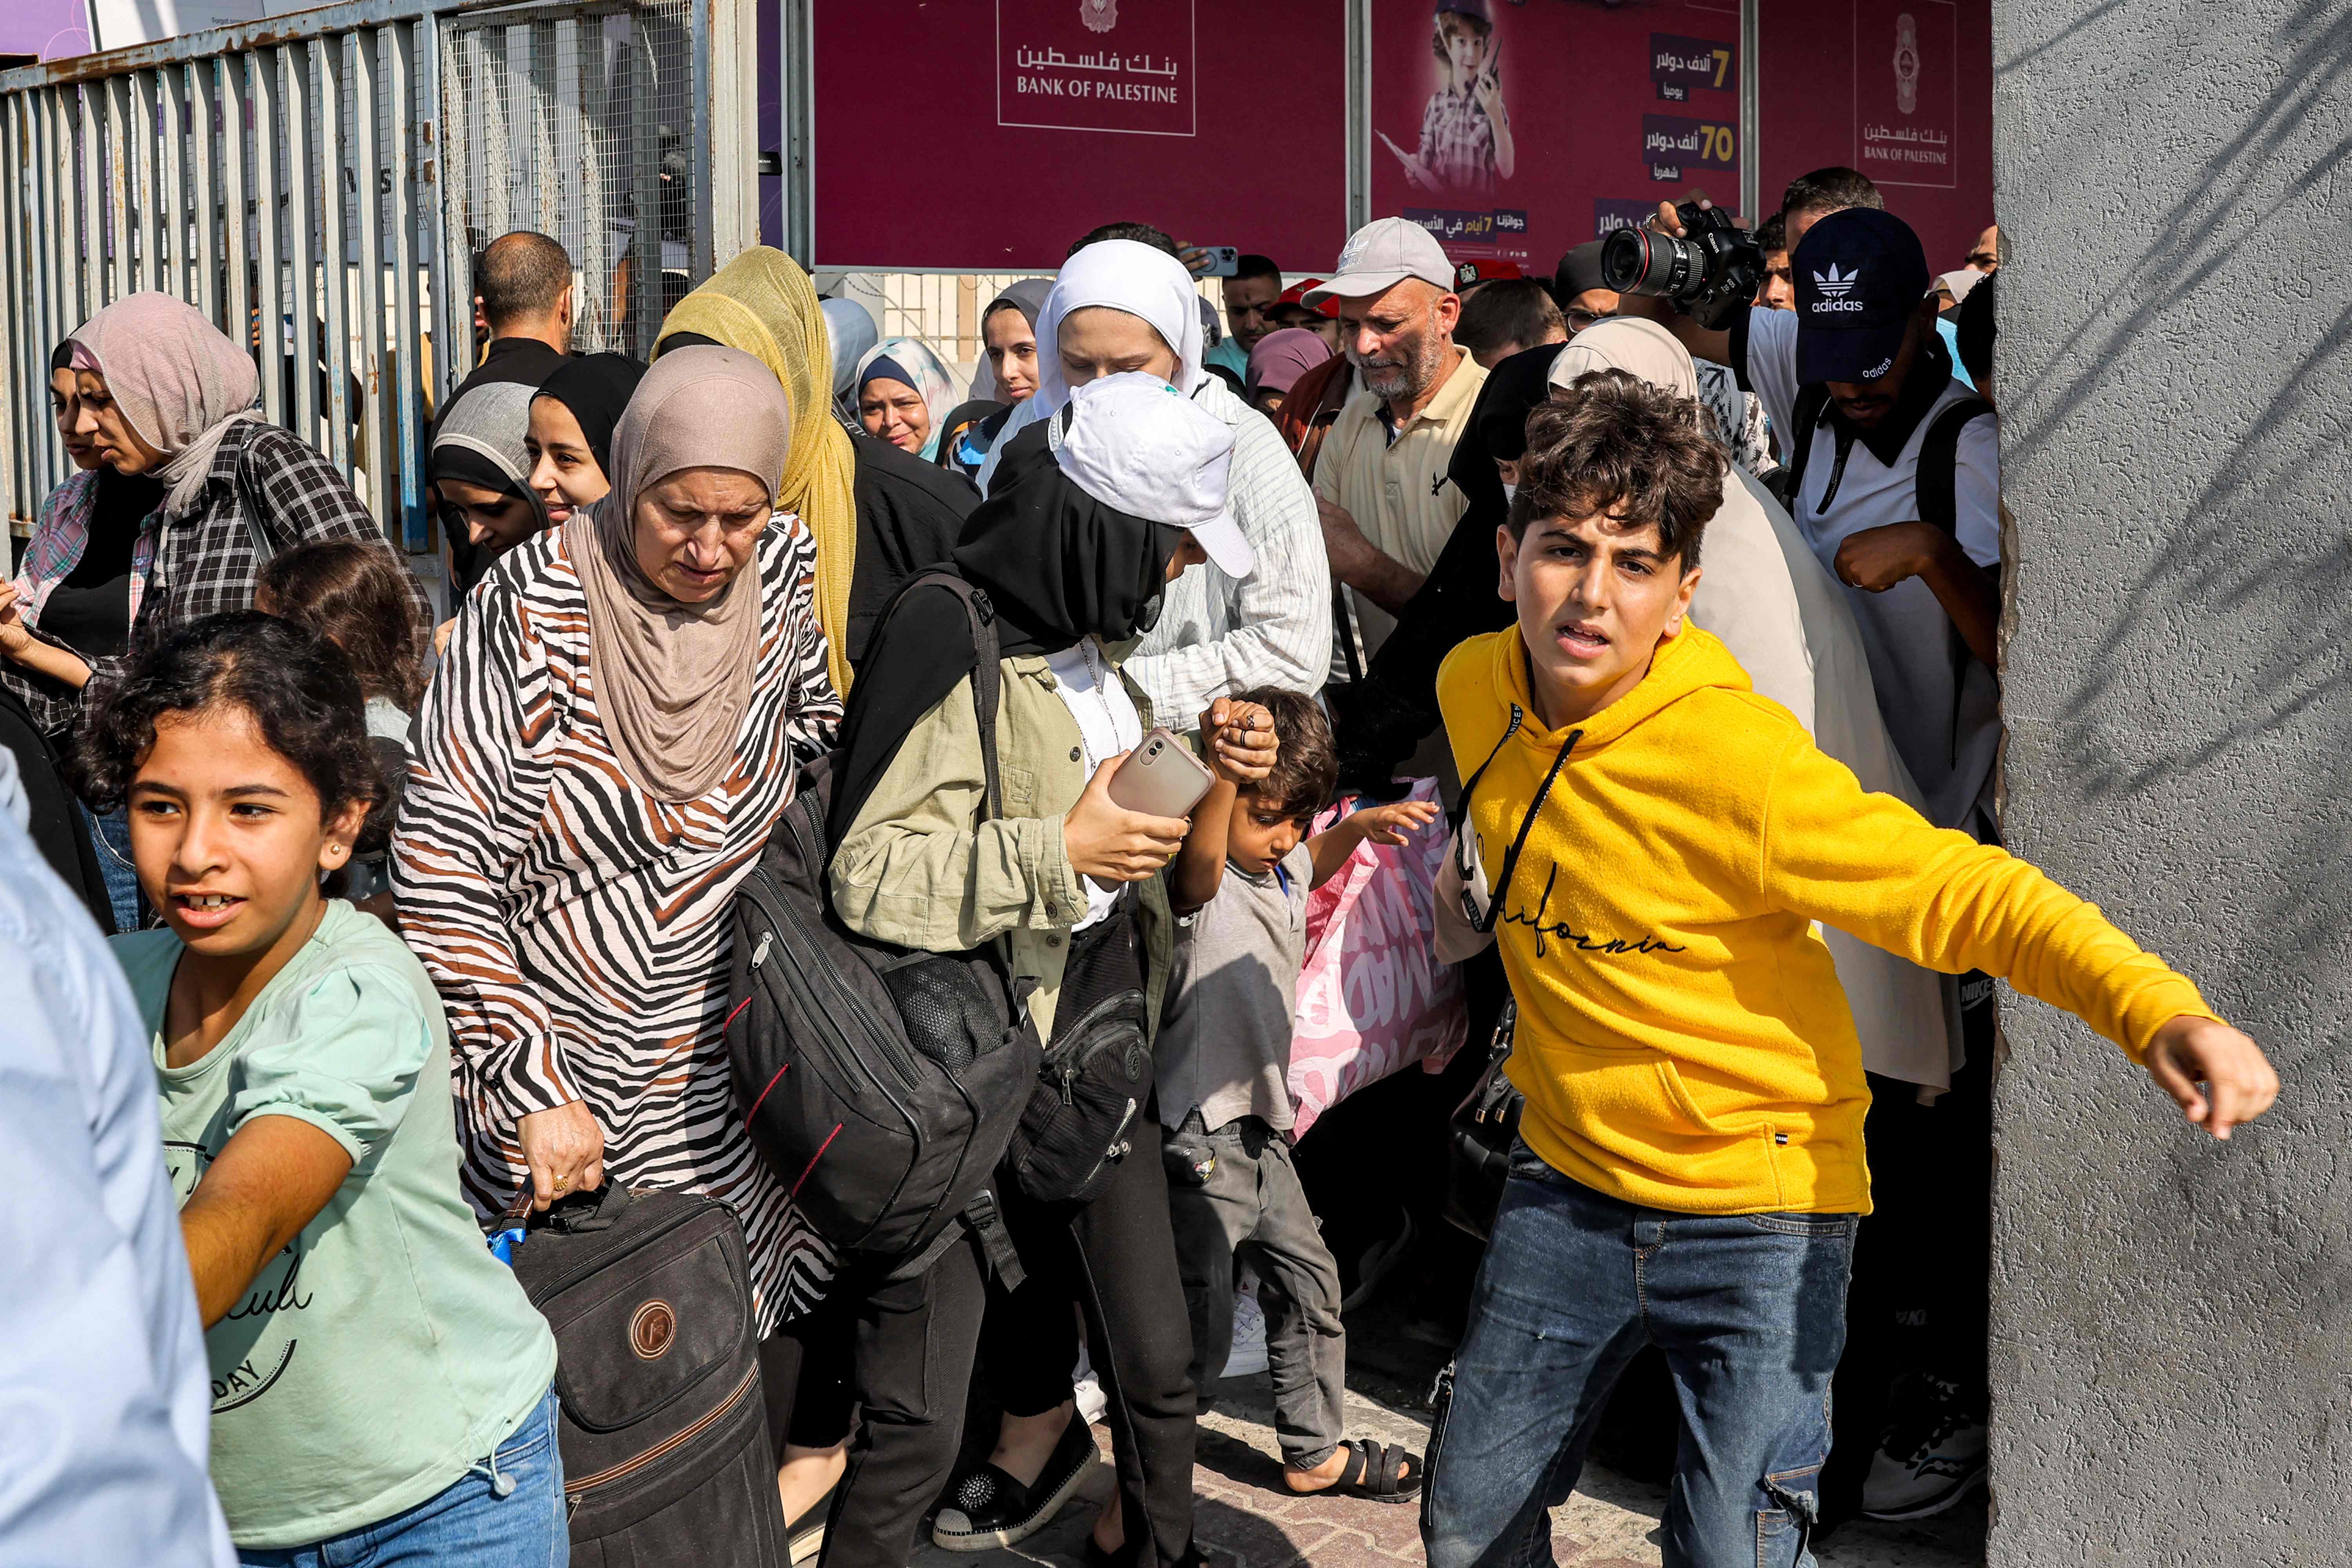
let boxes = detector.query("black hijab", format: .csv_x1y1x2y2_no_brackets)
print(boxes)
1449,340,1565,518
534,351,646,475
827,417,1183,846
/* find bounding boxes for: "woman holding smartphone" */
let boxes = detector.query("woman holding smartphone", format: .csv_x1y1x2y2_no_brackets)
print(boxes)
821,373,1265,1568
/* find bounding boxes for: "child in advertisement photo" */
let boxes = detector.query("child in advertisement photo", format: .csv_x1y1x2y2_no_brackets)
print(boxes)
1385,0,1517,196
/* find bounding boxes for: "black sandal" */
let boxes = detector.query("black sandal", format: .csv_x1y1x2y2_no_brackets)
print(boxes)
1298,1438,1424,1504
930,1413,1100,1552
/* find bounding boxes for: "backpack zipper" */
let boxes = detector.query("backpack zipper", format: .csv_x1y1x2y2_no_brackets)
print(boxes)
755,814,924,1089
739,878,924,1097
1045,991,1145,1103
1068,1096,1140,1191
563,1363,759,1498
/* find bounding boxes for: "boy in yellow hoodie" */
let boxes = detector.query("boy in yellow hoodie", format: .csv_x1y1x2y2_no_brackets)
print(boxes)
1418,372,2277,1568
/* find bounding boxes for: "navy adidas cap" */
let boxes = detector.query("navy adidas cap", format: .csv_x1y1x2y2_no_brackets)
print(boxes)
1791,207,1930,385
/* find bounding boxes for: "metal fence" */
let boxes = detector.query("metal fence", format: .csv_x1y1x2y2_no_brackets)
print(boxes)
439,0,735,361
0,0,755,559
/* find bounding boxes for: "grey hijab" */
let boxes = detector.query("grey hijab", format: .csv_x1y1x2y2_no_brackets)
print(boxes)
431,379,549,527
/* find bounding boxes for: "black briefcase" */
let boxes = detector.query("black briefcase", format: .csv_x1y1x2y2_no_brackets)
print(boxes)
506,1183,786,1565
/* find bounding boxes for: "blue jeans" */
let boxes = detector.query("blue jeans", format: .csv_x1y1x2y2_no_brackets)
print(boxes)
83,802,142,933
240,1387,567,1568
1422,1148,1856,1568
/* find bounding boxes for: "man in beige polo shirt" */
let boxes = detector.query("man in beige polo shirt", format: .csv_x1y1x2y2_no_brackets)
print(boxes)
1307,217,1491,671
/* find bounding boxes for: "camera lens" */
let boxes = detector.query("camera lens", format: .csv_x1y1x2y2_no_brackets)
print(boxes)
1599,225,1701,299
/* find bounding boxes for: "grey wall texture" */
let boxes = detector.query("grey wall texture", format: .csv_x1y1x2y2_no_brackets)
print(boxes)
1990,2,2352,1563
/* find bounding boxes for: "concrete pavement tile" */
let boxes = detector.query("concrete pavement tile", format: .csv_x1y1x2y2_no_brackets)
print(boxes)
904,1372,1982,1568
1192,1493,1333,1568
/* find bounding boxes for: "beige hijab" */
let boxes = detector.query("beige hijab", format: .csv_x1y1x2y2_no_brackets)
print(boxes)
69,290,264,517
573,345,793,802
1547,315,1701,399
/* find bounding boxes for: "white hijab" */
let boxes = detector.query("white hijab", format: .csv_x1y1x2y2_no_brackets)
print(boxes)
980,240,1207,494
1549,319,1958,1091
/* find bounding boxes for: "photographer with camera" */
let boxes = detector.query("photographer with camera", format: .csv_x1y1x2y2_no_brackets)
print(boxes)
1619,199,2007,1523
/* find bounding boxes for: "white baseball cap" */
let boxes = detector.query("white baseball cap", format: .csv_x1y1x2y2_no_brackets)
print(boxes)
1303,217,1457,306
1054,372,1254,579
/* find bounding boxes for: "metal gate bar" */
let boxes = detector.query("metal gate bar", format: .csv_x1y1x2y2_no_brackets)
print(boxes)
2,0,756,557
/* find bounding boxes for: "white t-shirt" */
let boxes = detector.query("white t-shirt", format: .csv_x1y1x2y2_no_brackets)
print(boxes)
1738,306,2002,832
1045,638,1145,931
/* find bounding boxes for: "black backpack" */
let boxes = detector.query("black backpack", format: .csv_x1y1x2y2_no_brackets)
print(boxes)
506,1184,785,1563
728,572,1037,1285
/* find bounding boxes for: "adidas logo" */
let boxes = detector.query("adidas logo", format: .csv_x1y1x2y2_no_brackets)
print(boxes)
1813,261,1860,298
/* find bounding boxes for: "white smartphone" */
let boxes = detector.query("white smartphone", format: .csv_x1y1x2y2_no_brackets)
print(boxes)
1107,728,1217,818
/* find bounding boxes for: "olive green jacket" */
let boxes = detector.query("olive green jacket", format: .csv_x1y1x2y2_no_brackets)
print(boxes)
828,649,1174,1041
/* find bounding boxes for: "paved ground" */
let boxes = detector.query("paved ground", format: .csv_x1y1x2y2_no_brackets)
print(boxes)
905,1310,1985,1568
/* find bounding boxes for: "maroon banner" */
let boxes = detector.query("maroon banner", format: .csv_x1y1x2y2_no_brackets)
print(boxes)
1856,4,1957,190
1760,0,1993,277
1368,0,1746,270
811,0,1347,273
803,0,1991,283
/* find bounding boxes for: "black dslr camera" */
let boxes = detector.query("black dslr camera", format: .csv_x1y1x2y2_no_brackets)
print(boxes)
1599,202,1764,330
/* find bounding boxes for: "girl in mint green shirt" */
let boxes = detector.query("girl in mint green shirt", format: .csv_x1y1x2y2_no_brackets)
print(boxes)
82,610,563,1563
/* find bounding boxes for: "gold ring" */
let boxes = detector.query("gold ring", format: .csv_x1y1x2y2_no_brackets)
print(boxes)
553,1175,568,1192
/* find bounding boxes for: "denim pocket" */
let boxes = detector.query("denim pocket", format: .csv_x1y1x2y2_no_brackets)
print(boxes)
495,1392,559,1466
1741,1211,1857,1240
1755,1465,1822,1567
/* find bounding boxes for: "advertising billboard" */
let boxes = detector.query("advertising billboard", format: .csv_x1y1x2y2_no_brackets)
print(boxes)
798,0,1992,281
1760,0,1993,274
809,0,1348,272
1368,0,1747,269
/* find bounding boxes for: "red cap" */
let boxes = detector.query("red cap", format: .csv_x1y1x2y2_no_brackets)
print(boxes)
1454,259,1525,290
1276,279,1341,319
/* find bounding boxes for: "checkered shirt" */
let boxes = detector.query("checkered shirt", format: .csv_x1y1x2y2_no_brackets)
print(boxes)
3,419,382,734
1419,83,1497,194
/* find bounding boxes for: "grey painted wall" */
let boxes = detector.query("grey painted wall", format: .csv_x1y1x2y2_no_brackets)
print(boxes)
1990,2,2352,1563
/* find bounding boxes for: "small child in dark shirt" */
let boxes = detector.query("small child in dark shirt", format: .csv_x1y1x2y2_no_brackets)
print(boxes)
1161,686,1438,1503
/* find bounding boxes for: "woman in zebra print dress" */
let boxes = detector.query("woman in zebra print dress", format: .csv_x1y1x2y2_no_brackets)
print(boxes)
392,346,842,1330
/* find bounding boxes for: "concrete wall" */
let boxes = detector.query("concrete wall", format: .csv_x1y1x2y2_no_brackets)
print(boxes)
1989,3,2352,1562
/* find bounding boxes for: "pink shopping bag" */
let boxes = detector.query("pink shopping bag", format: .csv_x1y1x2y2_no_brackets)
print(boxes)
1286,779,1468,1137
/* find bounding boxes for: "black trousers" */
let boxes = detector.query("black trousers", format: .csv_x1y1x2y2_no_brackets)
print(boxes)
978,1123,1201,1568
1822,980,1996,1519
974,896,1198,1566
759,1289,857,1455
789,1235,991,1568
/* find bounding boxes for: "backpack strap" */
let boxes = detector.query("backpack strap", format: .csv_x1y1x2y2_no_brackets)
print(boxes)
1913,397,1994,539
230,424,284,568
1773,382,1834,508
895,570,1006,824
878,1185,1026,1289
1912,396,2000,793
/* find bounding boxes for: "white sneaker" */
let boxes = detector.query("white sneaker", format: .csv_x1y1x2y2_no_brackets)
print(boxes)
1859,1373,1987,1520
1072,1343,1108,1425
1223,1291,1269,1379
